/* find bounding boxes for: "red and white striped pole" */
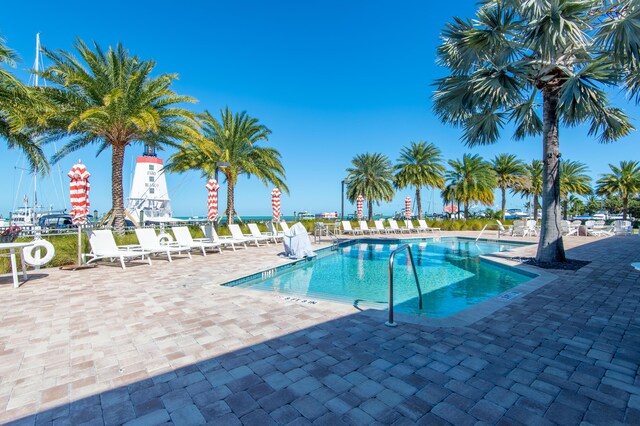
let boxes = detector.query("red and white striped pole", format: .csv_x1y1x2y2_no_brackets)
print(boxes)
206,179,220,222
405,196,412,219
271,188,281,221
356,195,364,220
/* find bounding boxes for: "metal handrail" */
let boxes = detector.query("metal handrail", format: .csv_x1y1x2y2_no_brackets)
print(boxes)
386,244,423,327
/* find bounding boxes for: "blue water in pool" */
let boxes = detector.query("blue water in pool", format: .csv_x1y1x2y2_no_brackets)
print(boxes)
227,238,533,318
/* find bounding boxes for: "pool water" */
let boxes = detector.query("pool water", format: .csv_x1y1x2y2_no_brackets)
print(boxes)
225,238,534,318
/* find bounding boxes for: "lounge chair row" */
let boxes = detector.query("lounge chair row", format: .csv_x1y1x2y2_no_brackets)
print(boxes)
341,219,440,235
84,222,294,269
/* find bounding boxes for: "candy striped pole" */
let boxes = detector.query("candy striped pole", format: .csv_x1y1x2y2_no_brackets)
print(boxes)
356,195,364,220
405,196,412,219
206,179,220,222
271,188,282,221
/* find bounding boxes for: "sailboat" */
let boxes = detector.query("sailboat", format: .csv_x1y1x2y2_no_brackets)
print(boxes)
4,34,66,228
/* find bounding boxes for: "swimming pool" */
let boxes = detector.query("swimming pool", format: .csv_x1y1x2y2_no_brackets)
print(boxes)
224,238,534,318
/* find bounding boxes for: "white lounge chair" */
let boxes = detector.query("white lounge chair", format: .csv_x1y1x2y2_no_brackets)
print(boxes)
417,219,441,233
135,228,191,262
172,226,222,255
404,220,420,233
266,222,284,242
511,219,529,236
200,225,246,251
229,224,263,247
279,221,291,234
247,223,273,245
84,229,152,269
374,220,391,234
342,221,362,235
359,221,377,234
387,219,406,233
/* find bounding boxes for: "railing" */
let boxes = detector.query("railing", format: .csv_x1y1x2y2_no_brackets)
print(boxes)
386,244,423,327
475,221,504,242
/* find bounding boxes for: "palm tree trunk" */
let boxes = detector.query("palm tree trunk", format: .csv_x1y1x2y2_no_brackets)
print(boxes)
623,195,628,220
457,200,461,219
464,201,469,220
536,87,566,263
226,182,235,225
367,200,373,221
533,196,539,221
563,199,568,220
112,144,126,234
501,186,506,221
415,186,422,219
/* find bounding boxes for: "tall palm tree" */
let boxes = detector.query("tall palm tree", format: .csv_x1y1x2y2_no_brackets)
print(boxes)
446,154,496,219
40,39,197,232
596,161,640,220
491,154,526,221
433,0,637,262
166,108,287,224
0,35,47,172
394,141,445,219
559,160,592,219
346,153,394,221
515,160,543,221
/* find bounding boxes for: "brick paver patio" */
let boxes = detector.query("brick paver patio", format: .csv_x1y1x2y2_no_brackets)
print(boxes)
0,233,638,425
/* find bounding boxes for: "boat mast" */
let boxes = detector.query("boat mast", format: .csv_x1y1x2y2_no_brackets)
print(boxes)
32,34,41,215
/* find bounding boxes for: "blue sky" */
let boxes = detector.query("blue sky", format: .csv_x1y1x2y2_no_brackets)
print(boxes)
1,0,638,217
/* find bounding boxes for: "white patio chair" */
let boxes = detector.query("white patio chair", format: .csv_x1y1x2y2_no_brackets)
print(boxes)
417,219,441,233
247,223,273,245
359,221,377,234
404,220,420,233
200,225,247,250
613,220,633,236
387,219,407,233
511,220,528,236
84,229,152,269
229,224,263,247
342,221,362,235
172,226,222,255
374,219,391,234
135,228,191,262
560,220,578,236
526,219,539,237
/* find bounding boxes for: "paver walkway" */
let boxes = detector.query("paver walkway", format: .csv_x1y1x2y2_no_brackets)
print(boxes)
0,233,638,425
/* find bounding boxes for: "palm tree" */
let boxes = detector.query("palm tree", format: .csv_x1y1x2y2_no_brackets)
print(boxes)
446,154,496,219
40,40,197,232
515,160,543,221
0,35,47,172
596,161,640,220
567,194,584,217
166,108,287,224
346,153,394,221
433,1,637,262
559,160,592,219
394,141,445,218
491,154,526,221
584,195,602,216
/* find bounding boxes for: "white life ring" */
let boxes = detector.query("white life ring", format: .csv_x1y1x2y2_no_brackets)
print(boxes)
158,233,174,244
22,240,55,266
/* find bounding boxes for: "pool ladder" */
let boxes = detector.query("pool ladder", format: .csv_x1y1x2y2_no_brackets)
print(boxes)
386,244,423,327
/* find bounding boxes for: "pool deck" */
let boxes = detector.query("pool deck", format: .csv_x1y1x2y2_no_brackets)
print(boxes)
0,231,638,425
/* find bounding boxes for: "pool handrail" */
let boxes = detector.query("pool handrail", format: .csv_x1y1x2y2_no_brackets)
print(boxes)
386,244,423,327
